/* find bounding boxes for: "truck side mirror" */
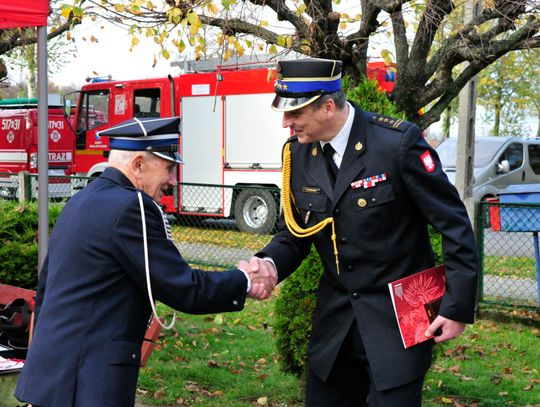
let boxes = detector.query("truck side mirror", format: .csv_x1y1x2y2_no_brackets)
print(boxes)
496,159,510,174
63,99,72,118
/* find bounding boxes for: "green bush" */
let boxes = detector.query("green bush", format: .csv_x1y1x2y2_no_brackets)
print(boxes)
274,246,323,376
0,201,62,289
273,75,443,376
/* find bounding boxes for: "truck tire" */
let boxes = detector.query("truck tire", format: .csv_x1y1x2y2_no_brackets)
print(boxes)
234,188,278,234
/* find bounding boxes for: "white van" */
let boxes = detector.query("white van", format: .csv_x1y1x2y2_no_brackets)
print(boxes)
436,136,540,202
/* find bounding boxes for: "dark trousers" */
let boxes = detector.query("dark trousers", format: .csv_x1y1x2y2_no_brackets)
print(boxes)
305,320,424,407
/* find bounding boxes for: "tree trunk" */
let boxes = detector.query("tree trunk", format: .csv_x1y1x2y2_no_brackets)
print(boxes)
442,106,451,139
493,108,500,136
537,112,540,138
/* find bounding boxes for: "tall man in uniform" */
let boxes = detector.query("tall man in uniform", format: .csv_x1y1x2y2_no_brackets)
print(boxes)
15,117,275,407
251,58,478,406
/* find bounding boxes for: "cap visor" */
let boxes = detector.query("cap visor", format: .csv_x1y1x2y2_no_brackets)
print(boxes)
152,151,183,164
271,95,321,112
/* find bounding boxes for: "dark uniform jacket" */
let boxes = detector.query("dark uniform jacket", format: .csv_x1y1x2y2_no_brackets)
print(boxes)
260,104,478,391
15,167,248,407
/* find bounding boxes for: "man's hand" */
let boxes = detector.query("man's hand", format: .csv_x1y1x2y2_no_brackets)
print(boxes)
425,316,466,343
238,257,277,300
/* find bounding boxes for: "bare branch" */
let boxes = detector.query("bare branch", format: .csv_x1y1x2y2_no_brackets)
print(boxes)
250,0,308,34
390,7,409,69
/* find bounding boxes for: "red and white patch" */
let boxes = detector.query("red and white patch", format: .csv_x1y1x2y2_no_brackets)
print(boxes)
420,150,436,173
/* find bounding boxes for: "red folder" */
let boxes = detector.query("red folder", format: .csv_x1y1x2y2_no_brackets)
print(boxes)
388,264,446,349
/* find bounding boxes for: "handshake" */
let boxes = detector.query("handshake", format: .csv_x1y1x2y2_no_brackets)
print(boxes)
238,257,278,300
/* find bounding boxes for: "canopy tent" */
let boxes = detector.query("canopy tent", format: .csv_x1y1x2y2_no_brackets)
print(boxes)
0,1,49,29
0,0,50,272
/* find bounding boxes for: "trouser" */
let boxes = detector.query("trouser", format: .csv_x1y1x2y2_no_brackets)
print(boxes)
305,320,424,407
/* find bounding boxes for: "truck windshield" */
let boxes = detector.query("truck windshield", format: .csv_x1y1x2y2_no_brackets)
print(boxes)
436,138,508,168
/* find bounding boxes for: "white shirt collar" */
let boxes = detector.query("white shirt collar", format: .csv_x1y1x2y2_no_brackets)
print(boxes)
320,102,355,167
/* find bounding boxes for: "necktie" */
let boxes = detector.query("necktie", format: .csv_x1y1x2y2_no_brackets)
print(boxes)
323,143,338,185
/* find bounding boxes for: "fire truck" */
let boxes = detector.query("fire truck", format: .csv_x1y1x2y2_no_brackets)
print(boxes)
0,98,74,200
69,60,396,233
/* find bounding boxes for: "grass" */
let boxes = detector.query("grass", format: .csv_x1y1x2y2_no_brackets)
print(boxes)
170,223,272,251
483,255,537,280
138,296,540,407
138,296,303,406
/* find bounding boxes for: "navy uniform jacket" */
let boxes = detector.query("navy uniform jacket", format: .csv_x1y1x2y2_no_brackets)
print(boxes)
15,167,248,407
260,105,478,390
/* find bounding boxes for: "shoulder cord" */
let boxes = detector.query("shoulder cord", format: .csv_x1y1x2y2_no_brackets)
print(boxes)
137,191,177,329
282,142,340,274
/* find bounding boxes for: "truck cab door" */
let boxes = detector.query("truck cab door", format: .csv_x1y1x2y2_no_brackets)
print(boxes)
76,90,110,150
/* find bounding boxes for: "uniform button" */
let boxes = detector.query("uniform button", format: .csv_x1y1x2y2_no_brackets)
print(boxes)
233,300,239,306
357,198,367,208
340,237,348,244
131,354,137,360
347,265,353,272
309,203,313,208
352,291,359,299
371,197,377,203
334,208,341,216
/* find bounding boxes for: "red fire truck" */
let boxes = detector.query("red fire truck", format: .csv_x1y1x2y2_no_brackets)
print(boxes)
69,60,396,233
0,99,74,199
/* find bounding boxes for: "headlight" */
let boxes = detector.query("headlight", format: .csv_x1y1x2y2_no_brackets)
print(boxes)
30,152,38,169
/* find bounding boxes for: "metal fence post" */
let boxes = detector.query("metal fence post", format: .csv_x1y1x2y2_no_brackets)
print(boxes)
476,201,485,313
18,171,30,203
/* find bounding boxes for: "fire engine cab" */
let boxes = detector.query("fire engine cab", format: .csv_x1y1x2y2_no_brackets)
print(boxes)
0,98,73,199
70,62,286,233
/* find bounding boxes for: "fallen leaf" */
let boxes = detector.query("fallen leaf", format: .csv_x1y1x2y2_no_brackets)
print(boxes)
522,383,534,391
214,314,224,325
154,388,165,399
449,365,460,374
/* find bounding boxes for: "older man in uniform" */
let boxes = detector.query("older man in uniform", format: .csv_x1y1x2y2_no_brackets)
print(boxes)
251,59,478,406
15,117,274,407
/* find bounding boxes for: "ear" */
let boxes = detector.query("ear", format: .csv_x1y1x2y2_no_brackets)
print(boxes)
130,153,146,175
324,98,336,116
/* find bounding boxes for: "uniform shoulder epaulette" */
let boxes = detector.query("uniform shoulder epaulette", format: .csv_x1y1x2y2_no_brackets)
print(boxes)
370,114,410,132
287,135,298,143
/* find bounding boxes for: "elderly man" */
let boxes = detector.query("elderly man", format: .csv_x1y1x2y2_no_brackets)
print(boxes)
15,117,274,407
250,58,478,406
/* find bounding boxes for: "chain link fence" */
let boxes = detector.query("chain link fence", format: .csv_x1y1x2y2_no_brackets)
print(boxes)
19,173,278,269
3,172,539,311
478,200,540,310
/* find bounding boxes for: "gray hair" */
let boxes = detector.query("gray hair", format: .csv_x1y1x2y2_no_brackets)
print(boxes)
108,149,153,165
311,90,347,110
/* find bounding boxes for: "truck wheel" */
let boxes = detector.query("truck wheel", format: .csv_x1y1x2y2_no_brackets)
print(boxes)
234,188,278,234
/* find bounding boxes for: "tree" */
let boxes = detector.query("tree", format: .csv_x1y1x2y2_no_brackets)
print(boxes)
520,49,540,137
477,51,532,137
0,1,81,87
60,1,539,129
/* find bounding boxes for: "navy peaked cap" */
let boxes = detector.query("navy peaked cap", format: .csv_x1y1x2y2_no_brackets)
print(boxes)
97,117,183,164
272,58,342,112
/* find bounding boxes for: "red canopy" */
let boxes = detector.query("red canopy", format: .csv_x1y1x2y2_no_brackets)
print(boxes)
0,0,49,29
